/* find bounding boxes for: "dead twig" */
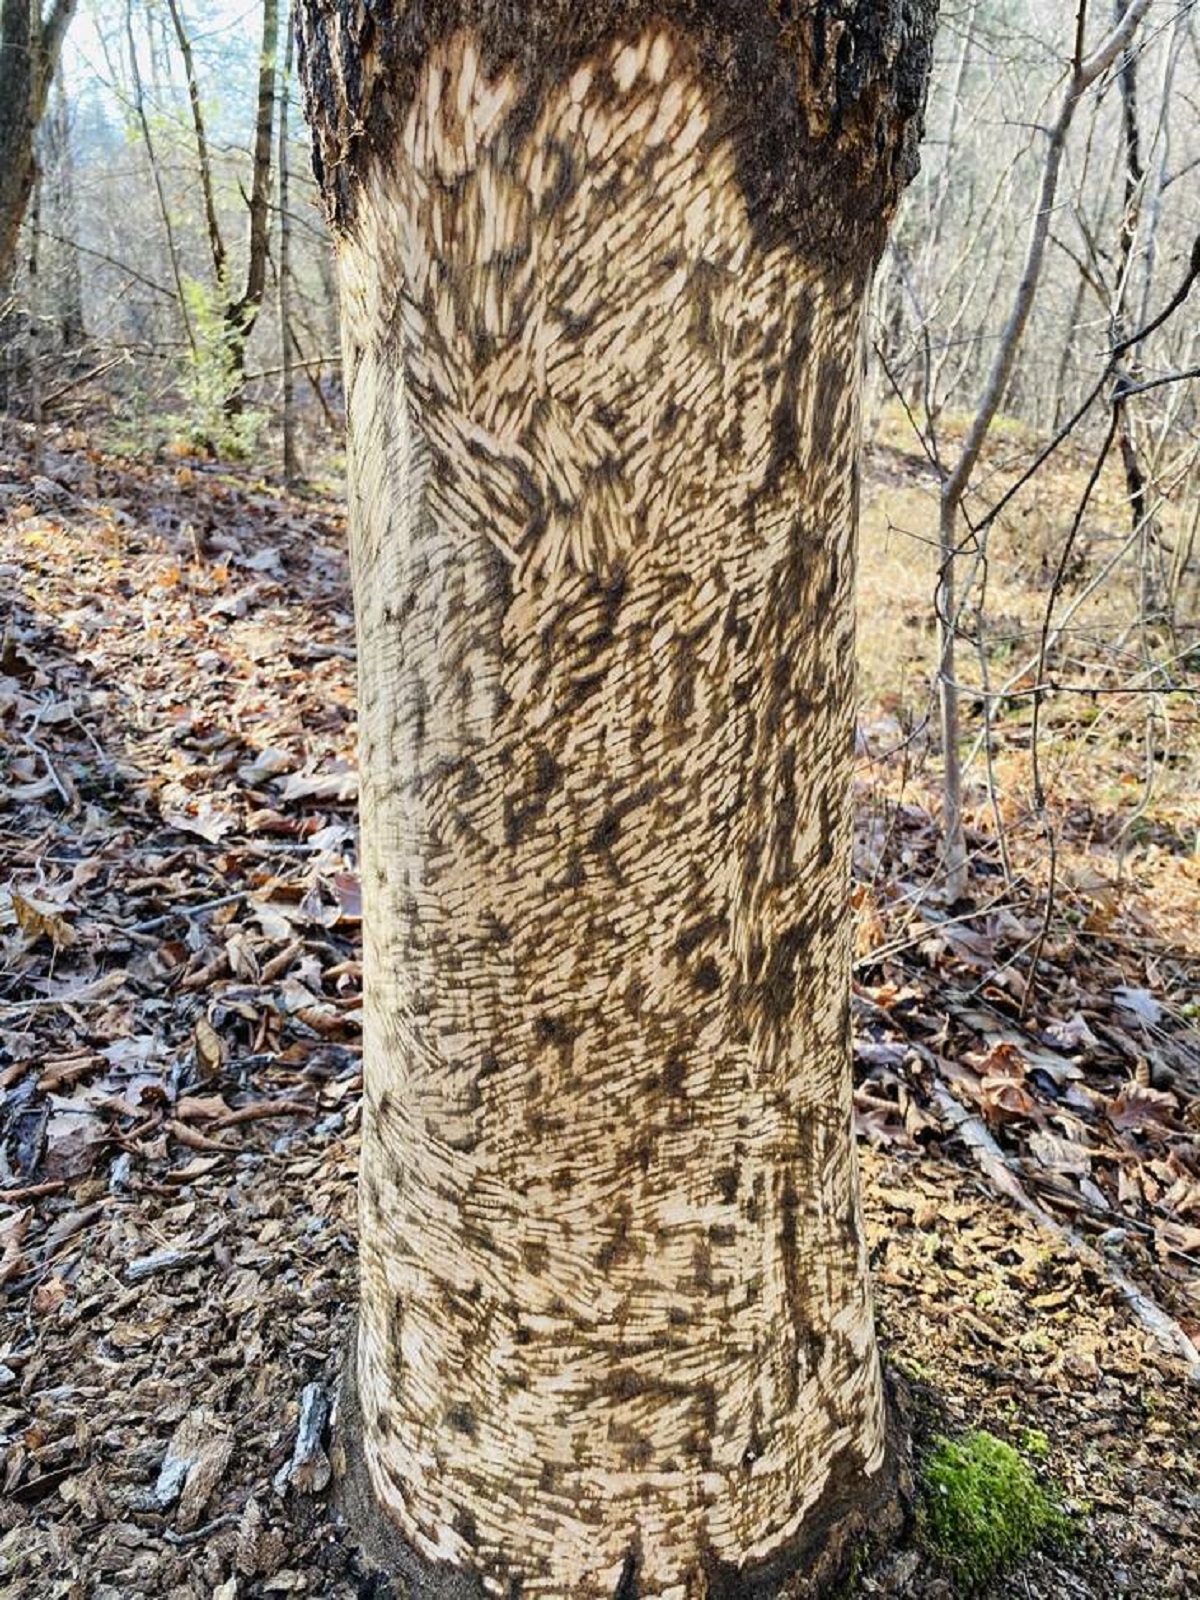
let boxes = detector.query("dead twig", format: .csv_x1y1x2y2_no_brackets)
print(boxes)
0,1179,68,1203
163,1512,239,1548
213,1099,311,1129
131,891,248,934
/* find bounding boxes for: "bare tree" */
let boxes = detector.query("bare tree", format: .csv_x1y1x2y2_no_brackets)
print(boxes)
223,0,279,406
125,0,194,351
278,3,297,482
165,0,226,287
163,0,280,406
0,0,77,286
933,0,1154,900
39,67,84,349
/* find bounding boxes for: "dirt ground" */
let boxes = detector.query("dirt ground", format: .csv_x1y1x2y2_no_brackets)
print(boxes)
1,428,1197,1598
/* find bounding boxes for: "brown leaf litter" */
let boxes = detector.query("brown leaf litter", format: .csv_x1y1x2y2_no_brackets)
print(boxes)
1,430,1197,1597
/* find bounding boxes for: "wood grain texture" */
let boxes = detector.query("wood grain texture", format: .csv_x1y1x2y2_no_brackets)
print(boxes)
300,5,937,1595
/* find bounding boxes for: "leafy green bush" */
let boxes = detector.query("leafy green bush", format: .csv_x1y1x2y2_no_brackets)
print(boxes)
176,277,265,457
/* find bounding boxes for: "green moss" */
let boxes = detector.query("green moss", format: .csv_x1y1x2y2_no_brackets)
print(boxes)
919,1430,1072,1594
891,1353,935,1386
1019,1427,1051,1461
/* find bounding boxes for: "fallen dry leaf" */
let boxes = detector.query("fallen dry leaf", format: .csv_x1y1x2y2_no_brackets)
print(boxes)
10,890,77,950
0,1207,30,1287
1028,1128,1092,1177
1113,986,1165,1027
1108,1084,1181,1134
193,1016,226,1081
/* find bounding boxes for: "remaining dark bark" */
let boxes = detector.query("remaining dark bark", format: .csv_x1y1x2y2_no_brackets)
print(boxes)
0,0,78,287
299,4,937,1596
299,1,936,280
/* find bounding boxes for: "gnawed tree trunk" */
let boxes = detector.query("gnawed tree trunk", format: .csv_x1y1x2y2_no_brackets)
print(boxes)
298,5,936,1596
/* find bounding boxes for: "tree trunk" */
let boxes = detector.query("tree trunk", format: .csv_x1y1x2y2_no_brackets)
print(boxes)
0,0,78,288
27,166,42,470
224,0,279,410
278,5,298,484
166,0,228,288
47,67,84,350
298,5,937,1595
125,0,194,354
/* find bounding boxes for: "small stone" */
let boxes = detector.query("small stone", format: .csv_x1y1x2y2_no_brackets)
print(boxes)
882,1548,921,1591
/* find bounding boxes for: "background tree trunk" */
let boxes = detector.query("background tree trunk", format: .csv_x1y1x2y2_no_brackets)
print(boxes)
298,4,937,1595
166,0,228,288
932,0,1154,903
278,4,298,484
46,67,84,350
0,0,78,288
27,167,42,471
223,0,279,410
125,0,195,354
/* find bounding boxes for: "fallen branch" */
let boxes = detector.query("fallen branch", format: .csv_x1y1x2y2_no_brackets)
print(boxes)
41,352,130,411
125,1246,212,1283
163,1512,239,1548
929,1079,1200,1385
131,891,248,934
0,971,130,1014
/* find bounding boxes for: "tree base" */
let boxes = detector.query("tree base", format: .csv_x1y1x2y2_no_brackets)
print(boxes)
332,1321,488,1598
331,1325,914,1600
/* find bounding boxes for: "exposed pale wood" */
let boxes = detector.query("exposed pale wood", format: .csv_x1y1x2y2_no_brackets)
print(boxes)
299,5,938,1595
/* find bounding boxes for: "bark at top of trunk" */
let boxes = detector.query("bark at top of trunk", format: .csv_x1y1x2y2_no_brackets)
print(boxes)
297,0,937,277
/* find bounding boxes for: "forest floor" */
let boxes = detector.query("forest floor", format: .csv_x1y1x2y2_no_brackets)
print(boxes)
0,422,1197,1600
